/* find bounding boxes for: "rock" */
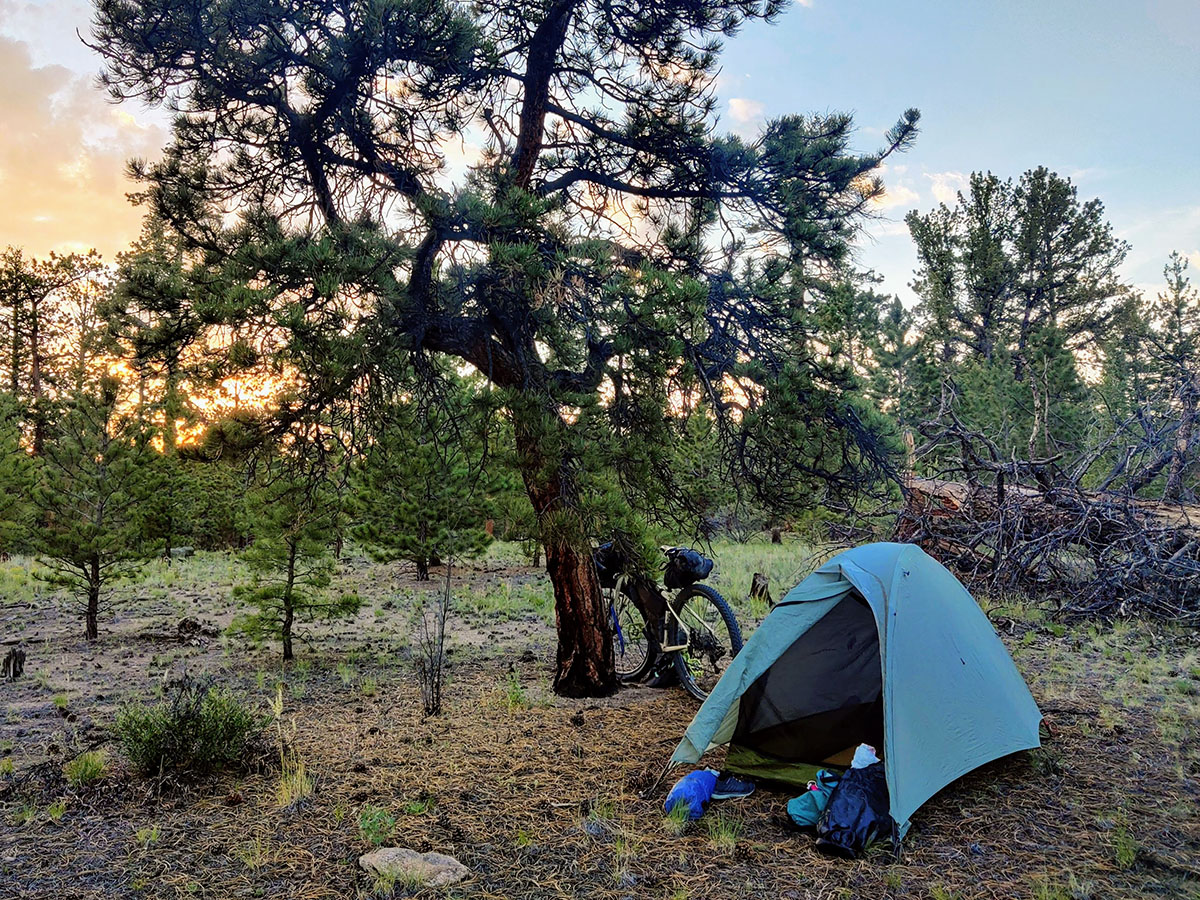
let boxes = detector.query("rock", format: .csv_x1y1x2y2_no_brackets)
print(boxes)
359,848,469,888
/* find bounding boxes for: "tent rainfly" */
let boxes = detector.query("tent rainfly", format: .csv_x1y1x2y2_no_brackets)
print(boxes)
670,542,1042,836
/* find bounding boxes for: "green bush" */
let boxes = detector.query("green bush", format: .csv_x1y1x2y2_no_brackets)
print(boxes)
115,677,264,775
358,804,397,847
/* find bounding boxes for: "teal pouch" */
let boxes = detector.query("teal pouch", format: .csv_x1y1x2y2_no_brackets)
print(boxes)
787,769,841,828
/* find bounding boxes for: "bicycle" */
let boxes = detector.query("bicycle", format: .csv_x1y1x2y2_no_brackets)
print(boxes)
595,542,743,702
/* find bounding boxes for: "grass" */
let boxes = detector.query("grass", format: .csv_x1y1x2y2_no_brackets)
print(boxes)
360,674,379,697
1112,816,1139,871
503,670,528,710
46,799,67,822
277,754,313,808
63,750,106,787
661,802,691,836
134,824,160,848
234,833,276,871
401,796,436,816
704,810,743,854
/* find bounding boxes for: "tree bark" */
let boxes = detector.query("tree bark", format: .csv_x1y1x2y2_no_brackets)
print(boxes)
86,556,100,641
282,539,296,661
29,295,45,456
1165,378,1197,502
513,408,616,697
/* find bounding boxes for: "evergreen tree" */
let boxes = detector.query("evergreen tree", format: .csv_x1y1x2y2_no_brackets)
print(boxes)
27,379,159,640
1145,253,1200,500
0,248,108,454
353,390,493,580
905,167,1129,459
0,392,33,554
93,0,918,695
231,432,359,660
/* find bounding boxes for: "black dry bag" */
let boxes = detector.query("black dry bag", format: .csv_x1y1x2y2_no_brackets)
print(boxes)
815,761,892,859
663,548,713,589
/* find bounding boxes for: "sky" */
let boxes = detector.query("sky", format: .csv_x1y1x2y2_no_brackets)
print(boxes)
1,0,1197,304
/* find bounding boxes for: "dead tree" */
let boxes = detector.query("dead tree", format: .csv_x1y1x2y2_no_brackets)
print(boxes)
897,404,1200,621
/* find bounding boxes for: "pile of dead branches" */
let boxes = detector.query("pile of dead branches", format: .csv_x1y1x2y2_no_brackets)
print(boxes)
896,411,1200,621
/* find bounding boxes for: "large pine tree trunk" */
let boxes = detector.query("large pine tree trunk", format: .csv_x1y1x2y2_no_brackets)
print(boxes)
513,409,616,698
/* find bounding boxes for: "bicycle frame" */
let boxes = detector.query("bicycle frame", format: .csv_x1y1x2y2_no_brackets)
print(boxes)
611,572,698,653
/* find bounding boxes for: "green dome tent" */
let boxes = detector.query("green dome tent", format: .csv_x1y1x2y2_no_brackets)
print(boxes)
670,542,1042,836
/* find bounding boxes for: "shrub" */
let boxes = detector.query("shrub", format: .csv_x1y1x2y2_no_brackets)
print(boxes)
115,677,264,775
63,750,107,787
358,804,397,847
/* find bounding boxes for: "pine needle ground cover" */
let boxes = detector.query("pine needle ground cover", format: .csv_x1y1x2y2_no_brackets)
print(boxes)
0,545,1197,899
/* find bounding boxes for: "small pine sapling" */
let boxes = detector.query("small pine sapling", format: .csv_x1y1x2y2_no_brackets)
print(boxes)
231,435,359,660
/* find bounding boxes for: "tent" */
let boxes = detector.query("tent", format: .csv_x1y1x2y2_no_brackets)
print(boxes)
670,542,1042,835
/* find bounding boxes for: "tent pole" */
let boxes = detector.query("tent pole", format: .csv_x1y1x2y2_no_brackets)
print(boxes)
639,759,675,800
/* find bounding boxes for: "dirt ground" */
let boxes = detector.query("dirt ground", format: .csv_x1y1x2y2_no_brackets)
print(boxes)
1,547,1198,900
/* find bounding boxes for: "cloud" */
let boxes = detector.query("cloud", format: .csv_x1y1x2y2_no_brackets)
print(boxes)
872,182,920,212
0,35,166,259
726,97,766,138
727,98,764,124
923,170,969,206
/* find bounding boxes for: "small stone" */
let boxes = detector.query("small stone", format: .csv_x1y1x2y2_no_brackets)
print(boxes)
969,842,984,855
359,848,469,888
582,821,606,838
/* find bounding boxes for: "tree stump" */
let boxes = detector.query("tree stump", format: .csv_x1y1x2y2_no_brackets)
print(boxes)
749,572,773,607
2,647,25,682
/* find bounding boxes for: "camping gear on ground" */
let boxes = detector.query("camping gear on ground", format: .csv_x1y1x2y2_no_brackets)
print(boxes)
668,542,1043,837
664,768,718,819
851,743,880,768
815,761,892,858
786,769,841,829
711,773,756,800
663,547,715,589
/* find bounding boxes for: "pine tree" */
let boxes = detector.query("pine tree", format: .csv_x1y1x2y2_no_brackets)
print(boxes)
231,434,359,660
1145,253,1200,500
352,395,493,580
27,378,159,640
0,392,33,554
93,0,918,695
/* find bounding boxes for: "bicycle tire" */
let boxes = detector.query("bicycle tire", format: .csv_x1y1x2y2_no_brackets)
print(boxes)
668,584,744,702
606,585,658,682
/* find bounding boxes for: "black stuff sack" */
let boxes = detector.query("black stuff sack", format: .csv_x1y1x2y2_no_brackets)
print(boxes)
815,761,892,859
593,542,624,589
663,548,714,589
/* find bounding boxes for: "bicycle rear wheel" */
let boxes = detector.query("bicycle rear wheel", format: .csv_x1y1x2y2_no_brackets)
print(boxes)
668,584,743,701
606,585,657,682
